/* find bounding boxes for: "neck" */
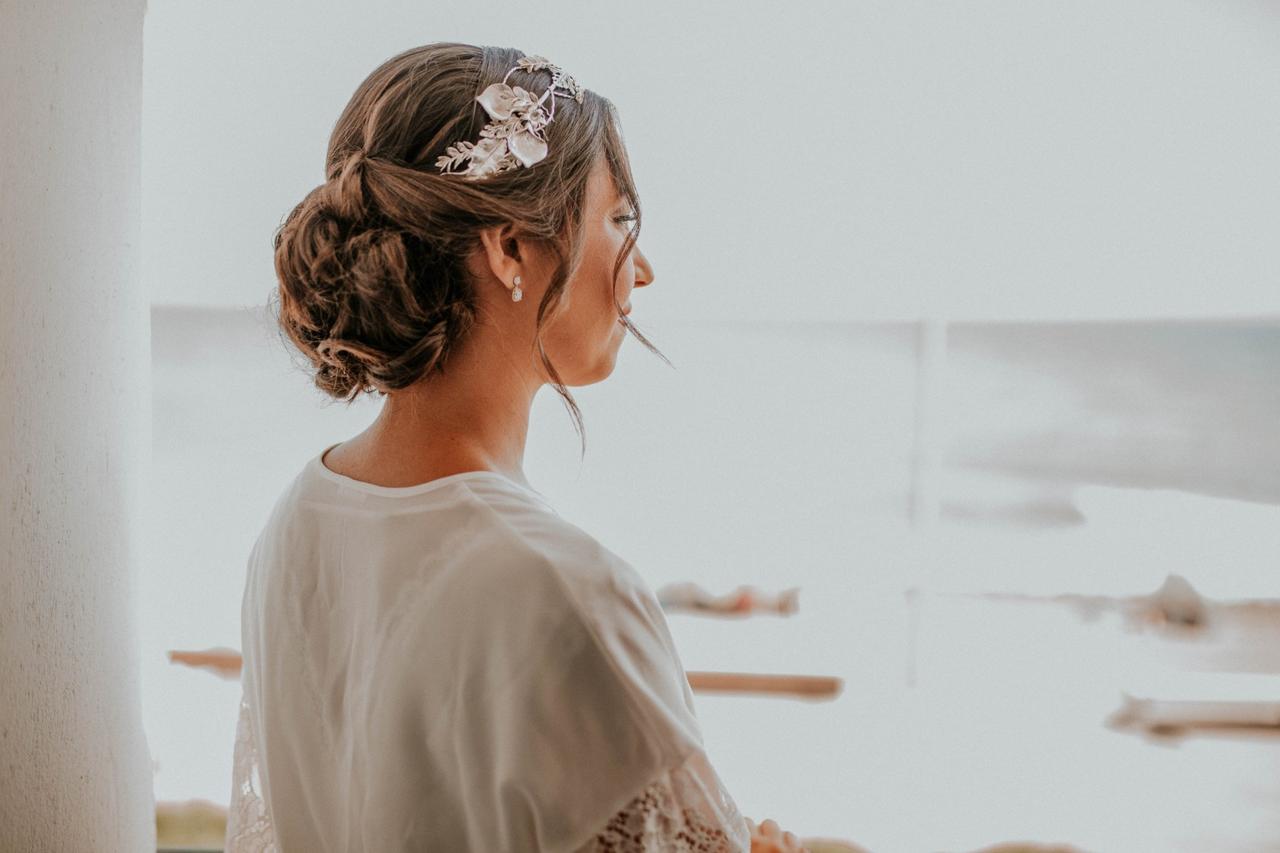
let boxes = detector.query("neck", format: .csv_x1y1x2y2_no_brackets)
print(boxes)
355,321,542,489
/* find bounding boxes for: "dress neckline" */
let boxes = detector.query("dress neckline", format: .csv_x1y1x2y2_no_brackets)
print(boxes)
310,442,552,506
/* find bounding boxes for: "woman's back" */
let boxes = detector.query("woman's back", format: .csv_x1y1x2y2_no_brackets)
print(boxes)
229,444,747,852
241,38,777,853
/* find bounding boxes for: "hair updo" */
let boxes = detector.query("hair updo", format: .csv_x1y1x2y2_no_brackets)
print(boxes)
270,42,662,450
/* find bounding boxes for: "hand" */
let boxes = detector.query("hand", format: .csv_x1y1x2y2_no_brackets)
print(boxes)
745,816,809,853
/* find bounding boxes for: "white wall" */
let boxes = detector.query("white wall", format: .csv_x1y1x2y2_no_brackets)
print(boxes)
0,1,156,850
143,0,1280,320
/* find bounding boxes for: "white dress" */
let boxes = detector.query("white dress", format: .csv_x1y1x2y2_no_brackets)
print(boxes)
226,443,751,853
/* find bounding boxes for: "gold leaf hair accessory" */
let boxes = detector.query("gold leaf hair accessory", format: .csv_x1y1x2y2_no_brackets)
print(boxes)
436,55,584,181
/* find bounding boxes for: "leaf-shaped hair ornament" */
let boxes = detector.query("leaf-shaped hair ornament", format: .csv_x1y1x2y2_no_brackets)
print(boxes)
436,55,584,180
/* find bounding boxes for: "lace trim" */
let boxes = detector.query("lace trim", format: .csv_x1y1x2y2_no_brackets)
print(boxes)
226,695,279,853
576,749,751,853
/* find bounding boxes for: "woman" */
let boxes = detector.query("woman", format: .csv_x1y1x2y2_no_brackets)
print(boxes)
227,42,808,853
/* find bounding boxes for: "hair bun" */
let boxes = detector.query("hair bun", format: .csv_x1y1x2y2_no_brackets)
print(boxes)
274,188,470,401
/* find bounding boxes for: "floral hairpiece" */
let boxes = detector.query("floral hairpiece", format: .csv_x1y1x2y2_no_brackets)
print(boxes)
435,55,584,180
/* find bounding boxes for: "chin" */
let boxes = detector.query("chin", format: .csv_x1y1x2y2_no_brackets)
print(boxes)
565,350,620,388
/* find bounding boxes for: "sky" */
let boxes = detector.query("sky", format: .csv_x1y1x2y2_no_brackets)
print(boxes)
142,0,1280,321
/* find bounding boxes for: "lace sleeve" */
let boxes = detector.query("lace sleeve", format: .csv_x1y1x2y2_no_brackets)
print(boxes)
575,747,751,853
225,695,279,853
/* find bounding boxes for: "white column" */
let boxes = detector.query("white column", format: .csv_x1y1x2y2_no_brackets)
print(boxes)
0,2,155,851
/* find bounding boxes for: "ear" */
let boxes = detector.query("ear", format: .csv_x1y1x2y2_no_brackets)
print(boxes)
477,222,526,290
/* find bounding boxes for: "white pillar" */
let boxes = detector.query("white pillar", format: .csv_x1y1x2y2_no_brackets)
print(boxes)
0,2,155,850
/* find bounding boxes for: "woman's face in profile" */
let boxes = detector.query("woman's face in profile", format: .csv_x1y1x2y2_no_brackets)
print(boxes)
541,153,654,386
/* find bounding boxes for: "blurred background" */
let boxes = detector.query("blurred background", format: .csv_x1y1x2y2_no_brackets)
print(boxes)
142,1,1280,851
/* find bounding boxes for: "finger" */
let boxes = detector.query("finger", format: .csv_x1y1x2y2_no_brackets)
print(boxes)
783,830,798,847
760,818,782,838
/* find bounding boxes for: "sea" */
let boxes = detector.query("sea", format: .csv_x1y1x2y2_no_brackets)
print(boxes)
145,305,1280,849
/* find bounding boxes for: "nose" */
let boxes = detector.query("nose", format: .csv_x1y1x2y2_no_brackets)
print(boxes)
632,245,654,288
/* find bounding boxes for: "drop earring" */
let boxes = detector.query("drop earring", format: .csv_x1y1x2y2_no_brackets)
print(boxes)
512,274,523,303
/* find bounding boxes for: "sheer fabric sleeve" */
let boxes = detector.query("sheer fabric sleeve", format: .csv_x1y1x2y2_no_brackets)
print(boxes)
573,747,752,853
442,538,753,853
225,693,279,853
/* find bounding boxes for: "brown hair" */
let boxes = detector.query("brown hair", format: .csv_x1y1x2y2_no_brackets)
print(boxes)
270,42,668,454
